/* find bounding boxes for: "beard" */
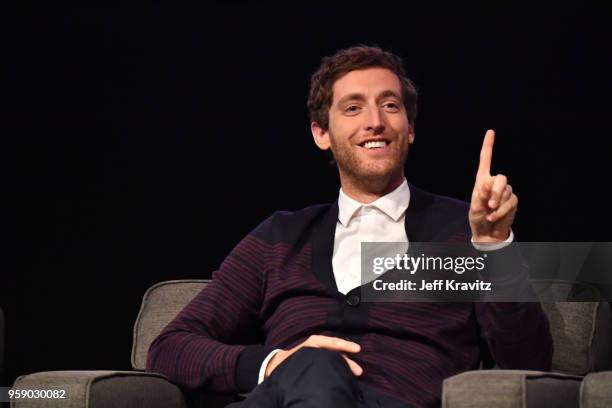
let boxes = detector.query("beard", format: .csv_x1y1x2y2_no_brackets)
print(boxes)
328,133,409,194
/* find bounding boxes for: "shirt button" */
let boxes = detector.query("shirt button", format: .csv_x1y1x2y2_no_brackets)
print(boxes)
346,294,360,306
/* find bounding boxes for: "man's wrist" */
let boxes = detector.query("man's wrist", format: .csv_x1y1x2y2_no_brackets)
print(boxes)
235,345,277,392
472,229,514,251
258,349,282,384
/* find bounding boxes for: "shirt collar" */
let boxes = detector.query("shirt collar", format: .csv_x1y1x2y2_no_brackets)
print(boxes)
337,178,410,226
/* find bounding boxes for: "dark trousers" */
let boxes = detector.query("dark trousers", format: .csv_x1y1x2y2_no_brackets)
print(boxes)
226,347,414,408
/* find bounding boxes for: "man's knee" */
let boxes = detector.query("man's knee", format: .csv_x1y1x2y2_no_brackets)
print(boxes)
282,347,349,374
270,347,357,396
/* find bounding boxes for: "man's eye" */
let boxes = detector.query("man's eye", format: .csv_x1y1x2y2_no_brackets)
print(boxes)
345,105,360,114
383,102,400,111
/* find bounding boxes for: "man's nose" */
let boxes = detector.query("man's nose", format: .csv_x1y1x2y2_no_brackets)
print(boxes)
364,106,385,134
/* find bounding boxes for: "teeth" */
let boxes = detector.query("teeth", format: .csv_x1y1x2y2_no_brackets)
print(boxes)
363,141,386,149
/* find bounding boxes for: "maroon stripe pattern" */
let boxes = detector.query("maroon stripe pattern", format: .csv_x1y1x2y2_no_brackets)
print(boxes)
147,203,553,408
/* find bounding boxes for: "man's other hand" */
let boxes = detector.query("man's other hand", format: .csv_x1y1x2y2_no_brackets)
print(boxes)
469,129,518,243
264,335,363,379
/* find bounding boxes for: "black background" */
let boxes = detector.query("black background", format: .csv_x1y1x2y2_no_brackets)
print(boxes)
3,4,612,386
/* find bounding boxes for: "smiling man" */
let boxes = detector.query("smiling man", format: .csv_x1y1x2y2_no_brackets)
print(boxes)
311,66,413,204
147,45,553,408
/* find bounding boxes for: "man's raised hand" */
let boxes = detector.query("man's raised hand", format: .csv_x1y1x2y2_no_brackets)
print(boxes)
469,129,518,243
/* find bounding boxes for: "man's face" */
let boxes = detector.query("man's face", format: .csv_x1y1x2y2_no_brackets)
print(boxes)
312,67,414,187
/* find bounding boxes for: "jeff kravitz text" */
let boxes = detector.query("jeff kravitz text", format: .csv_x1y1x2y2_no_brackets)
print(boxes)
372,279,492,291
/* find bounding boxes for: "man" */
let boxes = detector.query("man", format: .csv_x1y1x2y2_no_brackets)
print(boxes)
147,45,553,408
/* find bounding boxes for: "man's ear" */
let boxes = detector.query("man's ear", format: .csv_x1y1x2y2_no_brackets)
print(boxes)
408,124,415,144
311,122,331,150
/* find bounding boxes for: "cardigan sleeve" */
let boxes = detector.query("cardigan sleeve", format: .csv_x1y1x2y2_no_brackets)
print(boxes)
474,243,554,370
146,224,275,393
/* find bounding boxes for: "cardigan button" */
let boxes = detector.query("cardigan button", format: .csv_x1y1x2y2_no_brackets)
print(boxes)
346,294,360,306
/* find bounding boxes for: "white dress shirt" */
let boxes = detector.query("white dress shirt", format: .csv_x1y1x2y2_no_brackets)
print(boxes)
257,178,513,383
333,179,411,294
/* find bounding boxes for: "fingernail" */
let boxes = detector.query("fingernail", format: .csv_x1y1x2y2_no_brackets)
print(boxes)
489,199,496,207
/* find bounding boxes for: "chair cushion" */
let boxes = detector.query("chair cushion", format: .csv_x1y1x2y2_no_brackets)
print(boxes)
533,280,611,375
442,370,582,408
580,371,612,408
131,279,208,370
12,370,186,408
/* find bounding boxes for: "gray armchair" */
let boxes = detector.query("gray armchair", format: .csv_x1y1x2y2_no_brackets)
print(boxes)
11,280,234,408
442,281,612,408
12,280,612,408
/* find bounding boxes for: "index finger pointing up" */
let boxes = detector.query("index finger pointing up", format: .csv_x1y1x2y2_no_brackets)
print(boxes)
477,129,495,176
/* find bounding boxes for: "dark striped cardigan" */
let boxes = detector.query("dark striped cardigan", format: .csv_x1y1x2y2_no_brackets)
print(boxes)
146,184,553,408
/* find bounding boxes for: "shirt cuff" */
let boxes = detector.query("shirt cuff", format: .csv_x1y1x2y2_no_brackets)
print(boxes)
258,349,282,384
471,229,514,251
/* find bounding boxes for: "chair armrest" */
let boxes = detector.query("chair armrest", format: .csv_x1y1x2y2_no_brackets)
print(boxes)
442,369,583,408
581,371,612,408
11,370,186,408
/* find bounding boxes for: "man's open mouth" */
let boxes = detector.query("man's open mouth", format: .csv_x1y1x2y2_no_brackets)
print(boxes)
359,139,390,149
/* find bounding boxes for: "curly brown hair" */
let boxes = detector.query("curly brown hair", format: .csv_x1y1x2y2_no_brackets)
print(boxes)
307,45,418,130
